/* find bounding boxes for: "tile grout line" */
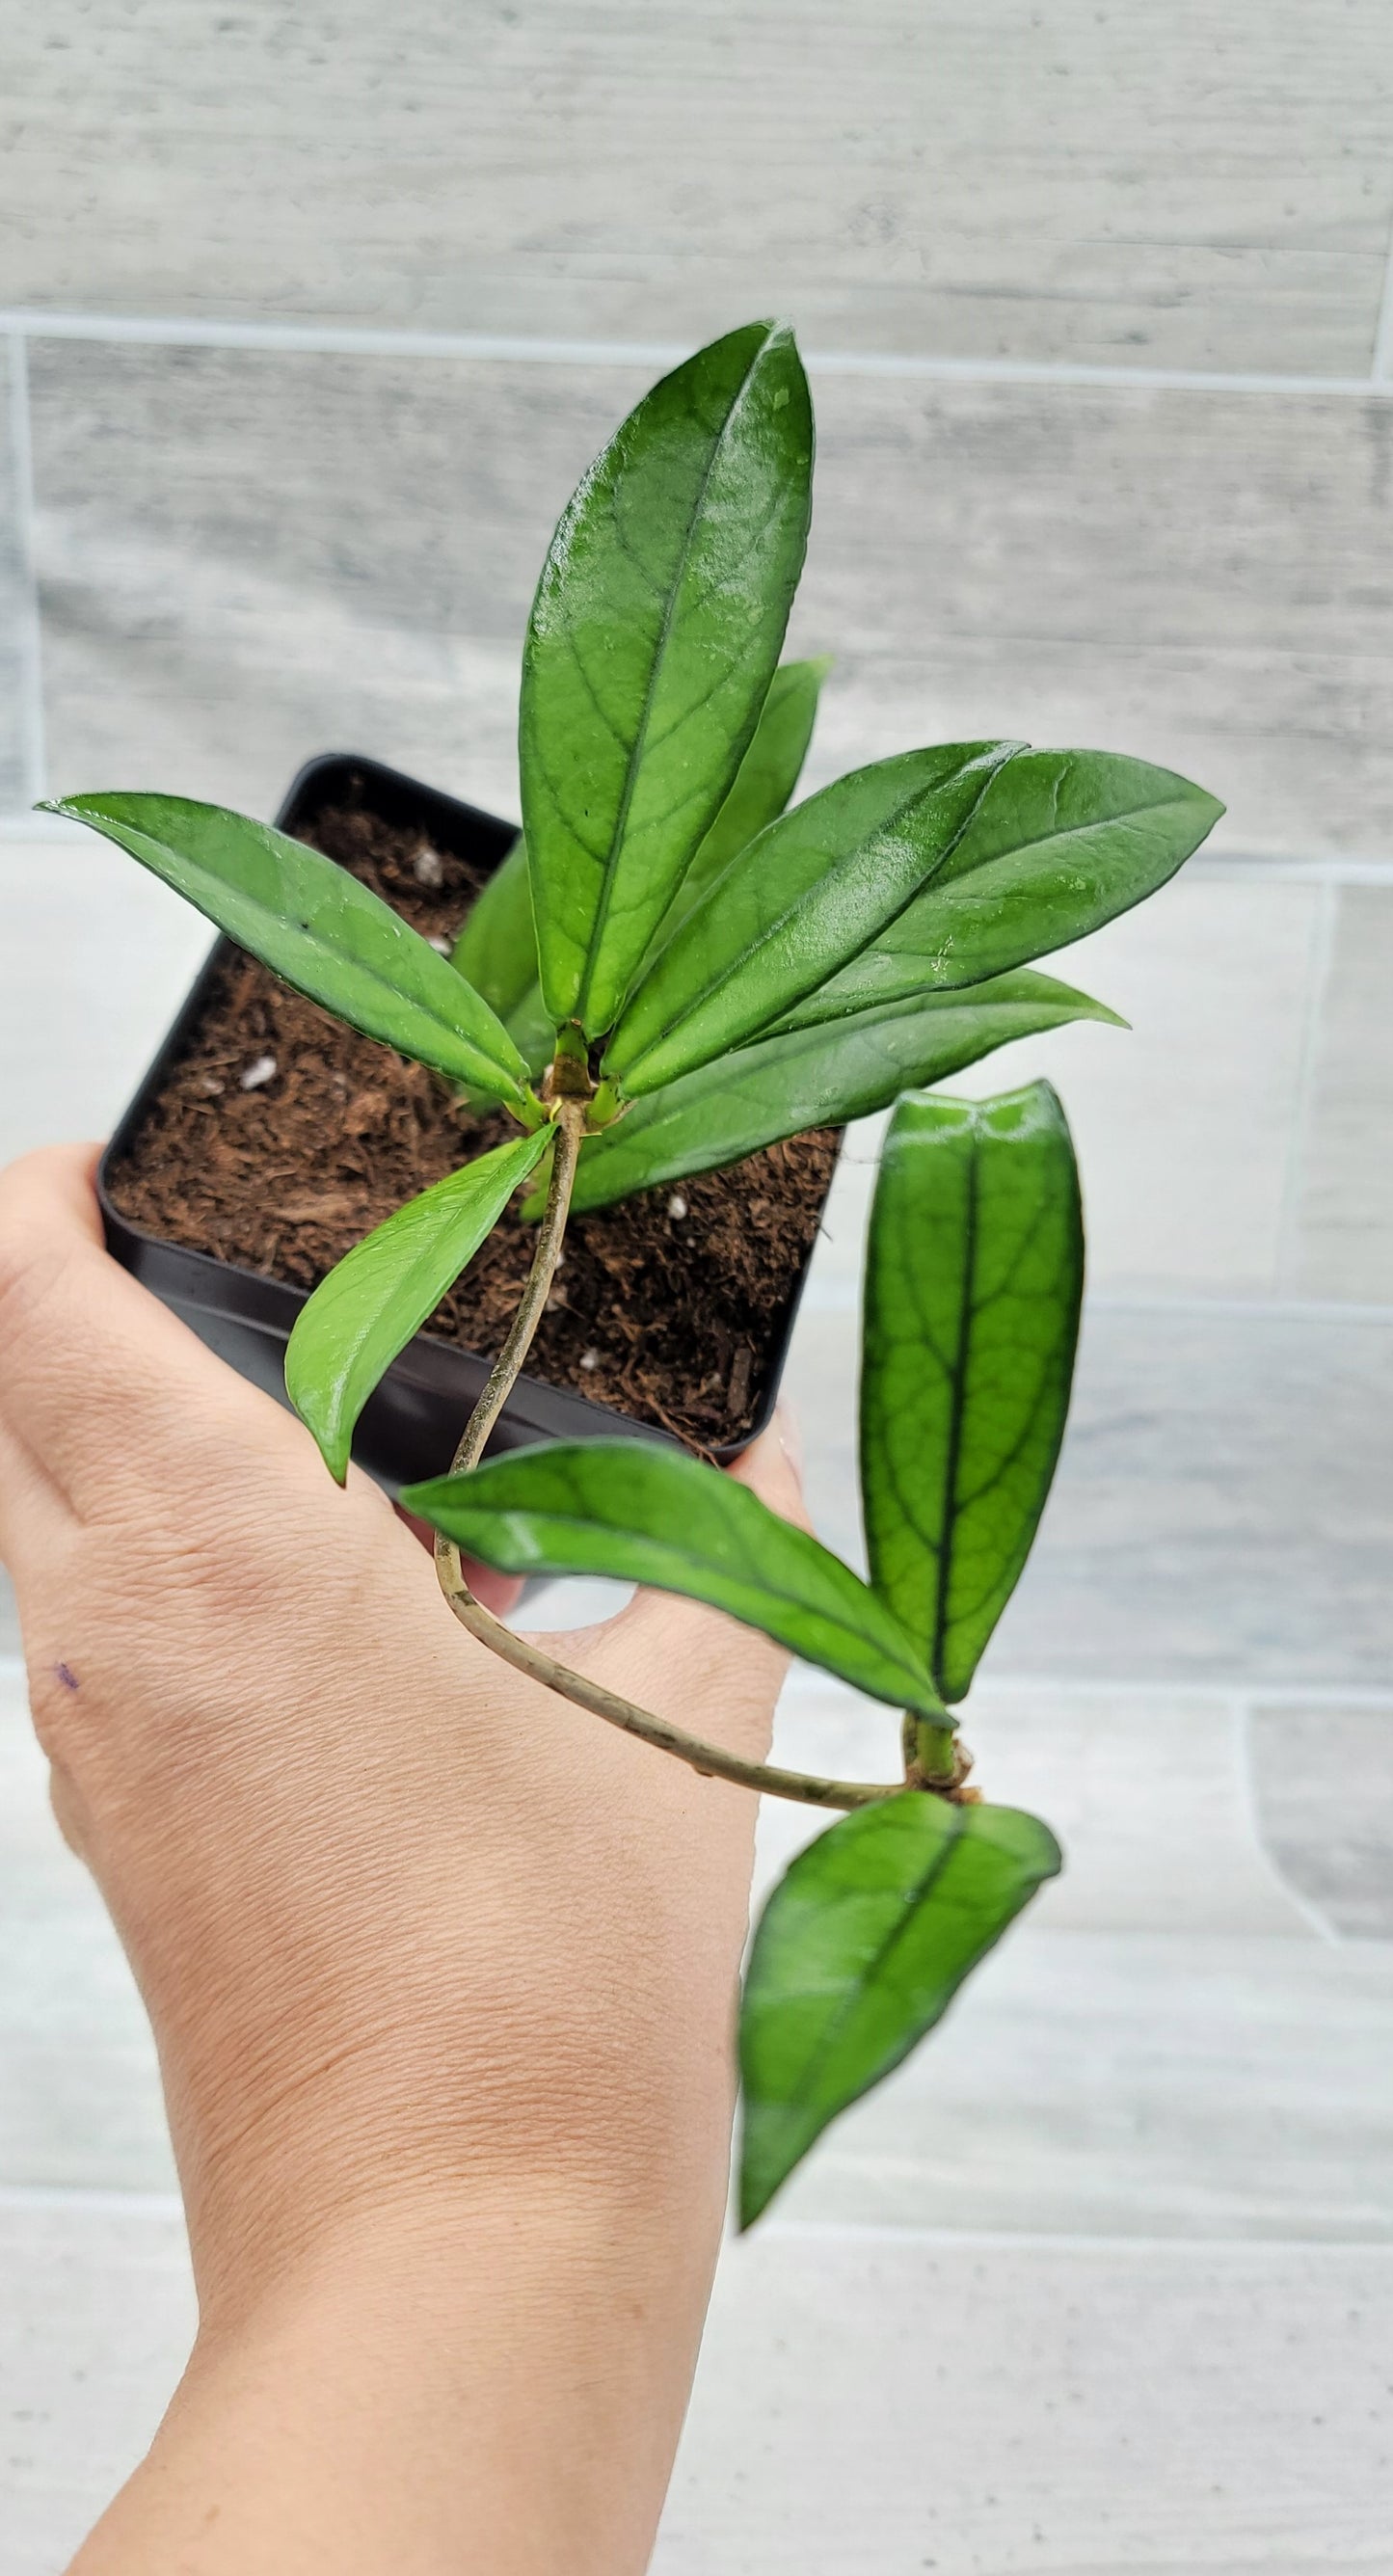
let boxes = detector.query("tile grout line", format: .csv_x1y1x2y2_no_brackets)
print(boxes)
756,2215,1393,2257
1229,1691,1341,1947
1373,202,1393,385
5,332,45,807
1274,877,1339,1298
6,306,1393,402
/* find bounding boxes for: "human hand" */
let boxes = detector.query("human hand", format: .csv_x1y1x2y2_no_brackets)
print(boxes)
0,1143,805,2574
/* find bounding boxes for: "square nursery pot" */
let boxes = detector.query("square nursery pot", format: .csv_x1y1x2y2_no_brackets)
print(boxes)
98,754,839,1490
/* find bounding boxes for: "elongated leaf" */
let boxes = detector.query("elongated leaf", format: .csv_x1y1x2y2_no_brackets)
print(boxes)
448,835,537,1024
565,969,1120,1215
603,741,1017,1097
284,1128,550,1483
403,1440,946,1717
47,792,534,1111
739,1793,1060,2223
861,1085,1083,1703
649,655,831,950
771,749,1223,1031
521,321,814,1036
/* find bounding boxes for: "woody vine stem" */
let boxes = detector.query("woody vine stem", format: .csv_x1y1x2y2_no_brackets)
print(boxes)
430,1083,927,1811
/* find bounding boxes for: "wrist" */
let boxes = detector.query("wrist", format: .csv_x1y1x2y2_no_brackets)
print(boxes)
84,2173,722,2576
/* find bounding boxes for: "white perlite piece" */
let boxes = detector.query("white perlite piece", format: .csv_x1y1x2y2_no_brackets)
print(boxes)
667,1193,687,1220
239,1054,278,1091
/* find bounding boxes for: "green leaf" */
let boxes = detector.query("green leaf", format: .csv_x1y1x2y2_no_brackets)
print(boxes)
403,1440,946,1717
739,1793,1060,2224
285,1128,550,1482
603,742,1018,1098
650,655,831,949
448,836,538,1025
769,750,1224,1032
566,969,1120,1215
521,321,814,1037
47,792,534,1112
861,1085,1083,1703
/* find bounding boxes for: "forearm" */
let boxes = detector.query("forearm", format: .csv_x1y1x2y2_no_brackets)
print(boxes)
71,2171,724,2574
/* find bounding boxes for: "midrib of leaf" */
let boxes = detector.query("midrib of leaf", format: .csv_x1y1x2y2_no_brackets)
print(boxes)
572,338,769,1030
770,1811,967,2108
482,1492,926,1684
114,820,515,1078
931,1140,979,1701
925,779,1207,897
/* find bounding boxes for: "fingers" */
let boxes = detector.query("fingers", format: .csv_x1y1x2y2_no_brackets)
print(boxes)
567,1407,810,1749
0,1144,317,1528
725,1403,811,1534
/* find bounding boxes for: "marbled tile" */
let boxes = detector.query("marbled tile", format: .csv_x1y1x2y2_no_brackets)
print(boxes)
783,1303,1393,1687
803,875,1323,1305
6,2202,1389,2576
758,1922,1393,2241
762,1678,1317,1939
28,345,1393,872
0,839,213,1169
752,1680,1393,2243
1248,1702,1393,1939
28,342,652,824
0,1676,174,2194
658,2234,1393,2571
790,373,1393,861
0,2189,191,2576
1286,887,1393,1302
0,338,31,811
4,2,1393,374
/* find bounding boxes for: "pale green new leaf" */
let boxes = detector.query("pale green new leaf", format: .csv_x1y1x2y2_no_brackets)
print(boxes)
285,1128,550,1482
861,1085,1083,1703
47,792,533,1112
739,1794,1060,2223
770,750,1223,1032
565,969,1120,1215
521,320,814,1036
603,741,1018,1098
448,835,538,1025
403,1440,947,1718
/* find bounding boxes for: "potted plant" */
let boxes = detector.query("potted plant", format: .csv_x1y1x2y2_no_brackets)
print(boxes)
48,319,1221,2222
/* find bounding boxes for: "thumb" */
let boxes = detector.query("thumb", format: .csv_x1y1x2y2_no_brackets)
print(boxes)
724,1402,810,1534
567,1405,811,1752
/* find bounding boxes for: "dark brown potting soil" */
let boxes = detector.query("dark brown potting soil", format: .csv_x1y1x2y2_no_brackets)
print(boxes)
106,794,839,1449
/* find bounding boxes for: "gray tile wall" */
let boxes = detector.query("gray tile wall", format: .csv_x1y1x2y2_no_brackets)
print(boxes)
2,8,1392,2565
4,2,1392,373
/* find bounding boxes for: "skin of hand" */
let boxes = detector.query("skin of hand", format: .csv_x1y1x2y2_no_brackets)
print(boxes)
0,1144,808,2576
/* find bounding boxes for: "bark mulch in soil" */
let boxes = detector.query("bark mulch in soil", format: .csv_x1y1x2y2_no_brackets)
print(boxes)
106,792,839,1449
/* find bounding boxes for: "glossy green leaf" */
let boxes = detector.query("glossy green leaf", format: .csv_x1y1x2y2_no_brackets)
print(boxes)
448,835,537,1025
861,1085,1083,1703
770,749,1223,1032
603,741,1017,1098
403,1440,947,1717
521,320,814,1036
739,1793,1060,2223
649,655,831,950
47,792,534,1112
285,1128,550,1482
566,969,1120,1215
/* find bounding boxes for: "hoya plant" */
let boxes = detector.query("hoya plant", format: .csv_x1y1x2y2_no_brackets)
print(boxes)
49,319,1221,2219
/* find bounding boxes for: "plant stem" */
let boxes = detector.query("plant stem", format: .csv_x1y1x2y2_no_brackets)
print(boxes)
437,1587,899,1810
444,1093,586,1481
430,1090,903,1811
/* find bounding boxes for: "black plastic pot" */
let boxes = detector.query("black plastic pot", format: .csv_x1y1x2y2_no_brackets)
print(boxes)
98,753,832,1490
